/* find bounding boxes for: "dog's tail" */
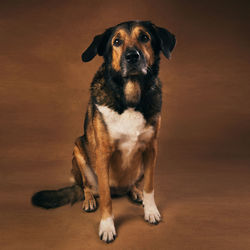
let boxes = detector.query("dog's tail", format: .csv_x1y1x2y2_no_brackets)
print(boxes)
31,184,84,209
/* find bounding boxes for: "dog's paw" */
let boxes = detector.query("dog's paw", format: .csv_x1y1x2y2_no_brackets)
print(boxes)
128,187,143,204
99,216,117,243
82,193,97,212
143,190,161,225
144,204,161,224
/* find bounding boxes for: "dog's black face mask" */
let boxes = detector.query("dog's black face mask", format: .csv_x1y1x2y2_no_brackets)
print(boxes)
119,46,148,77
82,21,176,78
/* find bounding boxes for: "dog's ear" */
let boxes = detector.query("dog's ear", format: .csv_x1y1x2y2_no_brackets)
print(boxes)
82,28,113,62
156,27,176,59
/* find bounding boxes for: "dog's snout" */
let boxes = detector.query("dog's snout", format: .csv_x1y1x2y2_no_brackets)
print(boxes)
125,49,140,64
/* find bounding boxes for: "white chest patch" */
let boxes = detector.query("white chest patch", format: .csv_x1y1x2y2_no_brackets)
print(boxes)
96,105,154,167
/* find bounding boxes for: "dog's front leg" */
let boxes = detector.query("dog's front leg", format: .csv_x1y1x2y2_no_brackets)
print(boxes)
96,160,116,243
142,138,161,224
93,112,116,243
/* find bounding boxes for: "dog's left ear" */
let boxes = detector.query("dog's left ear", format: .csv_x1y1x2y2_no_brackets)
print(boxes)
156,27,176,59
82,28,113,62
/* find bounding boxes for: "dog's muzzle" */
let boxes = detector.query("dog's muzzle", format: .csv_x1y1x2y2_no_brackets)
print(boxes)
125,49,140,64
121,48,147,77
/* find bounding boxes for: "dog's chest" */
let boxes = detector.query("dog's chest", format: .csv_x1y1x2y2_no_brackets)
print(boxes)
96,105,154,165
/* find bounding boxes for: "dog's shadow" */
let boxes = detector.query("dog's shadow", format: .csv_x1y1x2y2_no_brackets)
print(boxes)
115,212,142,232
113,196,144,232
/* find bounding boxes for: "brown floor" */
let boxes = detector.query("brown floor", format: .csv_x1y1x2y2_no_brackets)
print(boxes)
1,0,250,249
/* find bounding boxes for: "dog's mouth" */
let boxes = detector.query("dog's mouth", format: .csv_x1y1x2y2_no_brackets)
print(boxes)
121,63,147,77
127,67,142,75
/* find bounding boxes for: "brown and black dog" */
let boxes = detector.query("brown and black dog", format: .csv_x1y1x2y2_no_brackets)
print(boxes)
32,20,176,243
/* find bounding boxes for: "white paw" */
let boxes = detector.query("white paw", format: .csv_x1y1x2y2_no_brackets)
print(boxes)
99,216,116,243
143,190,161,224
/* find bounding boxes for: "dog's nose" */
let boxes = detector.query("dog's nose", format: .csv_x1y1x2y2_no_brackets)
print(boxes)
125,49,140,64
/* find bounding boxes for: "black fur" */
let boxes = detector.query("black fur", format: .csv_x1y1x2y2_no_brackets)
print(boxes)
31,21,175,210
82,27,114,62
90,64,162,121
83,21,175,122
31,184,84,209
156,26,176,59
82,21,175,62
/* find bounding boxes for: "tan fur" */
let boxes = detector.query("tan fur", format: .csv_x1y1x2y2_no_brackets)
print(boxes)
143,116,161,193
124,80,141,105
109,148,143,189
73,145,98,193
112,29,128,71
82,187,96,211
131,26,154,66
72,24,164,238
92,109,114,219
130,184,143,201
72,102,161,218
111,26,155,71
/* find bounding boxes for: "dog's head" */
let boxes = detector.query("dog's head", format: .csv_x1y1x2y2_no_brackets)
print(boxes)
82,21,175,77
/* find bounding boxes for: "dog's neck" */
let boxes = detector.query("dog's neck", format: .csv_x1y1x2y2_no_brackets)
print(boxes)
104,56,160,92
91,62,162,120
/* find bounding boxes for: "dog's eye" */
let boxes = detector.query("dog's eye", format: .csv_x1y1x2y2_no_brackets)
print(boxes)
113,38,123,47
139,34,149,43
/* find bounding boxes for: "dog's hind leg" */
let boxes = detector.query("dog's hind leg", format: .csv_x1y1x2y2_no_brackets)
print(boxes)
72,140,98,212
128,184,143,204
128,175,144,204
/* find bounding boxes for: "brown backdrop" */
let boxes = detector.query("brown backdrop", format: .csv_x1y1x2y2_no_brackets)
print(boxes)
1,0,250,249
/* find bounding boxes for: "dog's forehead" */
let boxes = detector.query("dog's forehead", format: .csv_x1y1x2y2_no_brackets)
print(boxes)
115,21,140,32
112,21,152,37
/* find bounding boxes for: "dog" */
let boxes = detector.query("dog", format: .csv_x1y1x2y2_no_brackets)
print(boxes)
32,20,176,243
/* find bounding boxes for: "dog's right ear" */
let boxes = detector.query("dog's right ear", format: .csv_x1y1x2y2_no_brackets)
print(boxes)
82,28,113,62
